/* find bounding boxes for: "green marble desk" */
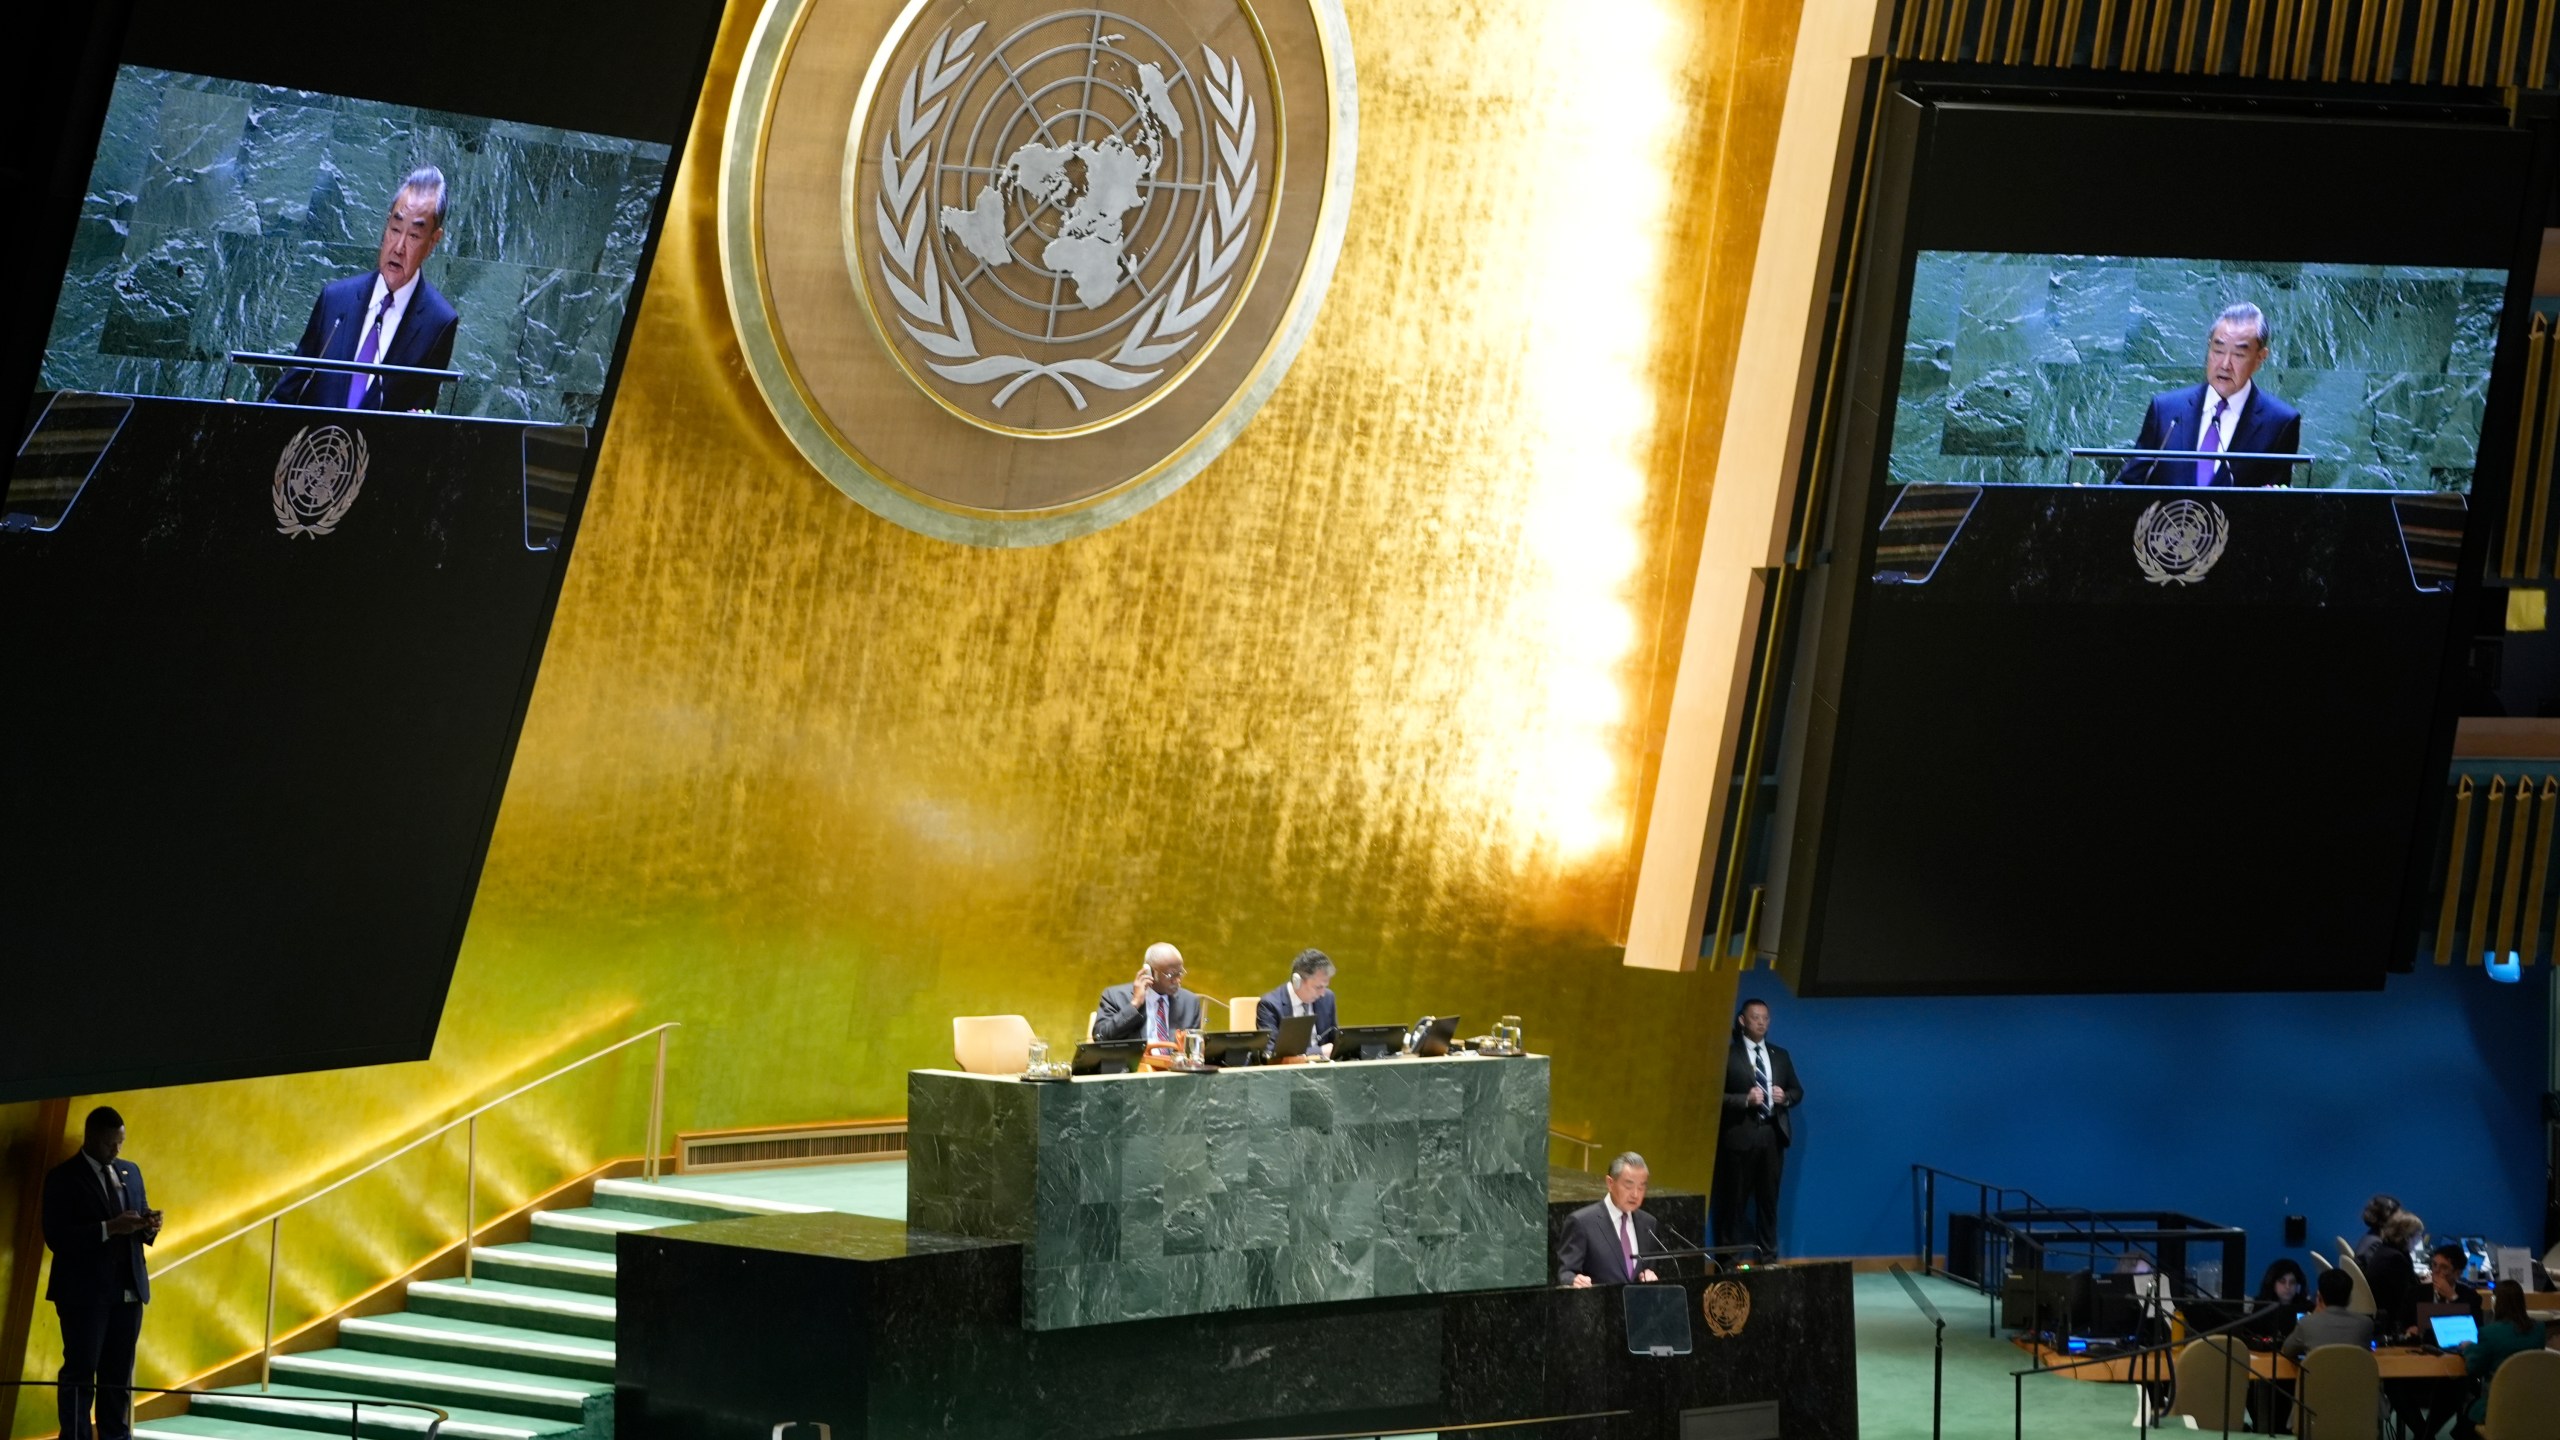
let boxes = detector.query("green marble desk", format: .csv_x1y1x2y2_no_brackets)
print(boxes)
907,1055,1550,1329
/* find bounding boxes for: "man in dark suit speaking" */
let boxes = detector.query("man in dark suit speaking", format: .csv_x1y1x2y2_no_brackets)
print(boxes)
1556,1151,1665,1286
1714,998,1802,1260
43,1107,160,1440
1094,942,1207,1043
1254,947,1340,1059
273,165,460,413
2115,302,2301,487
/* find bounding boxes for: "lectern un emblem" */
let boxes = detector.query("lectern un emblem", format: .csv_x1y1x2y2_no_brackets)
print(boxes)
720,0,1357,545
272,425,370,538
2131,499,2230,586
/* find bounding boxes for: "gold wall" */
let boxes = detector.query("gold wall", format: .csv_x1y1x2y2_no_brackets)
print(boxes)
5,0,1805,1426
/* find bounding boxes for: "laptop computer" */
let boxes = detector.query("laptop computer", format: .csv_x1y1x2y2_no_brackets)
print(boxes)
2427,1313,2480,1348
1409,1013,1463,1057
1268,1013,1316,1060
1330,1024,1406,1061
1070,1039,1146,1075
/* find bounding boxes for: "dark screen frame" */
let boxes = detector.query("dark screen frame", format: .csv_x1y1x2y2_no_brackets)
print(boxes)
0,0,726,1098
1772,74,2553,997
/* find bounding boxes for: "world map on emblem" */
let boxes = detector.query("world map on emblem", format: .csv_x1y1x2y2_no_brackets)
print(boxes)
858,7,1277,426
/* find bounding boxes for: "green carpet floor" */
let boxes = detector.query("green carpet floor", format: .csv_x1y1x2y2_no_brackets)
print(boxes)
1857,1270,2167,1439
629,1161,907,1218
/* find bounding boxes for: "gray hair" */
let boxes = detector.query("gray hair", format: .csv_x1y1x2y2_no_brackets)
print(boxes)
1143,941,1183,967
1607,1151,1648,1179
394,165,449,228
2214,301,2269,349
1289,947,1335,980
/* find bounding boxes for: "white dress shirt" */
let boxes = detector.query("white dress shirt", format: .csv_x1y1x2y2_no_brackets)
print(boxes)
1747,1039,1779,1112
2198,381,2252,455
1609,1195,1646,1276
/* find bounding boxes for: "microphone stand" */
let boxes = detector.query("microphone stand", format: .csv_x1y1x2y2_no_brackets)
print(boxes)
262,316,342,403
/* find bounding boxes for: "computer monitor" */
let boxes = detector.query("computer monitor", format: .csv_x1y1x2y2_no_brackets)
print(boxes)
1071,1040,1146,1075
1196,1030,1264,1068
1330,1025,1406,1061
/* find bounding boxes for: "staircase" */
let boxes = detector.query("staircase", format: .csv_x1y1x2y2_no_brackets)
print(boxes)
135,1179,823,1440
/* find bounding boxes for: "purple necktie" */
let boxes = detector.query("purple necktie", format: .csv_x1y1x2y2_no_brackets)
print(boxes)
347,291,394,408
1619,1211,1637,1278
2195,397,2226,486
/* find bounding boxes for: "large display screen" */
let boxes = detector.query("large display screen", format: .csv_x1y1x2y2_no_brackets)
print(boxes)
1770,86,2541,996
1890,253,2505,495
0,0,722,1102
37,67,672,428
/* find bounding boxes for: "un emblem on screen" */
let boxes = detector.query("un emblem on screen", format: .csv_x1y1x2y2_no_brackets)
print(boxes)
2132,499,2228,585
271,425,370,538
721,0,1354,546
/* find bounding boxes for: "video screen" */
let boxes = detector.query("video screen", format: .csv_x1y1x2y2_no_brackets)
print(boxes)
1770,87,2537,997
1,0,720,1103
36,66,671,427
1890,253,2506,494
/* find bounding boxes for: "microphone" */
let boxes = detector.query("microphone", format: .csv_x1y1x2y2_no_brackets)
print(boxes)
1646,1214,1703,1279
2130,412,2180,486
265,315,342,403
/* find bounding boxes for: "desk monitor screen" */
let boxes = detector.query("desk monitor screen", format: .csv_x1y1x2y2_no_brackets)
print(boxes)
2428,1314,2480,1348
1197,1030,1265,1067
1330,1025,1407,1062
1072,1040,1147,1076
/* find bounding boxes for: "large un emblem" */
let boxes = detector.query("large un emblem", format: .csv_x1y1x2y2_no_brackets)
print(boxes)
2131,498,2230,586
722,0,1355,545
271,425,370,538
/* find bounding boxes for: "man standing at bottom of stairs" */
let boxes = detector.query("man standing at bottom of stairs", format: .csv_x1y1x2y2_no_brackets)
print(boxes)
43,1106,161,1440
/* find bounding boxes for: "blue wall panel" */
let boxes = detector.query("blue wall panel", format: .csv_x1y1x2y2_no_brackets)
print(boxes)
1758,965,2548,1285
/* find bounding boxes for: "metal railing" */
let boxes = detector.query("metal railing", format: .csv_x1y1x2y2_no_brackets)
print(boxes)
1547,1130,1602,1171
148,1022,678,1390
1889,1264,1948,1440
5,1380,448,1440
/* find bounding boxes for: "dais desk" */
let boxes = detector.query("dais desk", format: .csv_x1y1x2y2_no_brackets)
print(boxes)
908,1055,1551,1328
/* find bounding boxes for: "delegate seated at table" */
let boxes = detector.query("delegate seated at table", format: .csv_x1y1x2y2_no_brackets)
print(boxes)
1255,948,1338,1059
2458,1283,2550,1438
1093,942,1206,1044
2282,1270,2375,1361
2394,1244,2482,1438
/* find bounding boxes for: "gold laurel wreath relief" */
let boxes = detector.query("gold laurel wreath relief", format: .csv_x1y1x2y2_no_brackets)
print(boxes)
271,426,370,538
873,25,1263,411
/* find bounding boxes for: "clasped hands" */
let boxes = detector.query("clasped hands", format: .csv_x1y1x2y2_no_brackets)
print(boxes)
1747,1084,1786,1107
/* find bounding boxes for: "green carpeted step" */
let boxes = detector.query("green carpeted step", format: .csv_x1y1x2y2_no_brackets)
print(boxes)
338,1312,615,1383
405,1278,615,1340
469,1243,617,1297
186,1384,581,1440
528,1207,678,1255
267,1347,605,1425
588,1177,824,1224
134,1415,318,1440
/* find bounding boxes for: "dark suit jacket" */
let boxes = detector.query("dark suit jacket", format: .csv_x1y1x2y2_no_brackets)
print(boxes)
2116,382,2303,487
42,1154,151,1305
1555,1199,1665,1286
1094,983,1206,1042
274,271,460,413
1719,1038,1802,1152
1253,984,1338,1055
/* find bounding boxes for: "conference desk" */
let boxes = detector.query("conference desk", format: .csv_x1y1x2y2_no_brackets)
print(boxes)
2022,1340,2467,1382
908,1055,1552,1328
